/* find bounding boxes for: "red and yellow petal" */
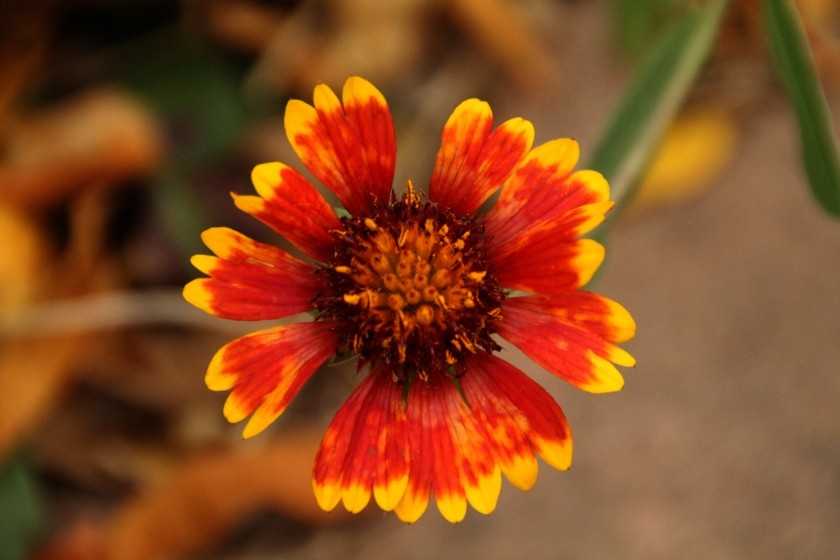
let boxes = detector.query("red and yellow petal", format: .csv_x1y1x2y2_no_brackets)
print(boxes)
507,292,637,344
233,163,340,262
429,99,534,216
184,227,320,321
456,375,538,491
206,321,339,438
394,353,573,522
498,295,636,393
484,139,610,247
485,160,614,295
394,380,485,523
465,352,573,475
433,380,503,517
492,235,606,294
311,352,579,523
395,391,438,521
312,366,409,514
285,77,396,216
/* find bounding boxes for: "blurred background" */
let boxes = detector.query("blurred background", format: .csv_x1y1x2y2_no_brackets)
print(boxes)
1,0,839,558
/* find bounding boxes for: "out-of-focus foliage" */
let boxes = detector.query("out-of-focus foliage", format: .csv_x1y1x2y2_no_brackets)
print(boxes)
115,33,252,257
0,454,43,560
627,107,739,214
589,0,728,214
610,0,689,58
766,0,840,216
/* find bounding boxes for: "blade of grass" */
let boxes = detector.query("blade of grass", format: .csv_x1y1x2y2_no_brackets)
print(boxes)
609,0,685,59
765,0,840,217
588,0,728,215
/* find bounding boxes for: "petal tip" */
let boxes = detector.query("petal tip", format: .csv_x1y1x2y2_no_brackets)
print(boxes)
574,239,606,287
394,490,429,523
464,469,502,515
313,480,342,512
537,436,573,471
607,300,637,344
251,162,283,195
221,393,249,424
341,483,372,514
343,75,387,105
501,451,539,491
241,403,281,439
452,97,491,119
284,98,317,142
373,474,409,512
582,351,625,393
183,279,212,311
435,493,468,523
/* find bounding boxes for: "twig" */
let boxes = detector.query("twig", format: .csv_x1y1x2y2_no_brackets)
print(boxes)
0,289,282,338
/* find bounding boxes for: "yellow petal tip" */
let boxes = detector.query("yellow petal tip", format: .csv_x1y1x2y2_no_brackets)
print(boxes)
394,491,429,523
502,452,539,491
581,351,625,393
221,392,250,424
341,482,372,514
537,436,573,471
241,408,277,439
464,469,502,515
205,346,238,392
373,474,409,512
435,493,467,523
313,480,342,512
343,76,386,105
251,162,283,197
183,279,212,312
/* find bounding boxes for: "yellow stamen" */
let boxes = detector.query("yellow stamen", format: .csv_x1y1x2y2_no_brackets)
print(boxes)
416,304,434,326
388,293,405,310
468,271,486,282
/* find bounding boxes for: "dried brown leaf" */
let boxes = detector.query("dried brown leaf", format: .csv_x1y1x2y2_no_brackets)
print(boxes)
38,432,353,560
0,336,83,462
447,0,560,89
203,0,287,53
0,203,49,308
0,88,163,210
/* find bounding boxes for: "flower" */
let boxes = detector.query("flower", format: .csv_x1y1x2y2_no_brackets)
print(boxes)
183,76,635,523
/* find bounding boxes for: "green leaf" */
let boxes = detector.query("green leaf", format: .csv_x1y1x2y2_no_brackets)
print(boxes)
588,0,728,215
0,453,44,560
114,29,249,166
765,0,840,217
609,0,686,59
112,30,252,258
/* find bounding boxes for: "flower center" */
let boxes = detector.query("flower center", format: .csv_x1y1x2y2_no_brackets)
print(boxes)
314,185,504,383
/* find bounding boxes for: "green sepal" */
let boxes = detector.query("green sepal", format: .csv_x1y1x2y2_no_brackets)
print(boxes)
450,374,471,409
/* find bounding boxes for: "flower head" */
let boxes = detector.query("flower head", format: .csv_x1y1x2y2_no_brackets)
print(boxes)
184,77,635,523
